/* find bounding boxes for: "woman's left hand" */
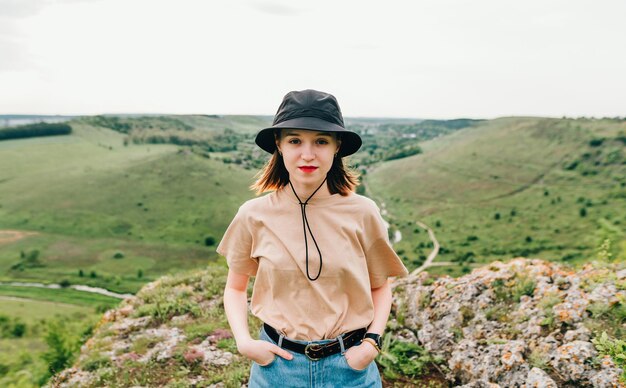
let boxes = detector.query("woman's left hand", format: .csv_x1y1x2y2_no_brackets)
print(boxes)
343,341,379,371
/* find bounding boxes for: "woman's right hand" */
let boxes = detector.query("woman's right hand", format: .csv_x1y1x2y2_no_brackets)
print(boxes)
237,338,294,366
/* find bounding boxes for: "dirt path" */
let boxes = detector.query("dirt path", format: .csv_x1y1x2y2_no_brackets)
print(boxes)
391,220,453,289
0,230,38,245
361,172,453,285
409,221,453,276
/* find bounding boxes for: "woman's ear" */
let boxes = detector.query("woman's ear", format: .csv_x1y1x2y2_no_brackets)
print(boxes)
274,130,282,155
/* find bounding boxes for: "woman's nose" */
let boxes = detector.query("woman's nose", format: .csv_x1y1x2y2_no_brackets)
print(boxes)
301,143,315,160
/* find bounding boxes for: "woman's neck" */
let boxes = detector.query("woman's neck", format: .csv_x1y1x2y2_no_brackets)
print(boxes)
288,179,332,201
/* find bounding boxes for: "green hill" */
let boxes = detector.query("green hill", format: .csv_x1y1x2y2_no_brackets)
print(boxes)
0,118,260,294
1,114,624,386
367,117,626,275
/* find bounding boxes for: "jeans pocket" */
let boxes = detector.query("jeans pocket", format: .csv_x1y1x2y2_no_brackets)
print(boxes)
341,354,369,372
257,354,277,368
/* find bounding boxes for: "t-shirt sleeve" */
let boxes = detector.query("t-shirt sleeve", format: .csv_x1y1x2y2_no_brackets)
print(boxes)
363,201,409,288
216,205,258,277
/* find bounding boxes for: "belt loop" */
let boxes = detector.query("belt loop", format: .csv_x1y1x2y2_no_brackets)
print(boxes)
278,333,285,348
337,334,346,354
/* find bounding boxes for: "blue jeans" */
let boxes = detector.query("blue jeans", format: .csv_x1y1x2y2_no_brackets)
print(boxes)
248,325,382,388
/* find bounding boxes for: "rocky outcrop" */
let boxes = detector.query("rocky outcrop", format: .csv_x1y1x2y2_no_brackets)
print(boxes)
46,269,237,388
391,258,626,387
47,259,625,387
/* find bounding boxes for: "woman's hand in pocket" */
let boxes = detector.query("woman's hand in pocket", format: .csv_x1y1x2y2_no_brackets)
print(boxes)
237,338,293,365
344,342,378,370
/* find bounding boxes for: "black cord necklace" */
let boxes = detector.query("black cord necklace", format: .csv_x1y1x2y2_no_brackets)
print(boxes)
288,178,327,281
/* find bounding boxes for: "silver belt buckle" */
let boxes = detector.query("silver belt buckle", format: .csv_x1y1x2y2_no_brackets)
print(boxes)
304,343,322,361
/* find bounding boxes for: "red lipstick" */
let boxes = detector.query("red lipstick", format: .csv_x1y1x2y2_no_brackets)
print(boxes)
299,166,318,173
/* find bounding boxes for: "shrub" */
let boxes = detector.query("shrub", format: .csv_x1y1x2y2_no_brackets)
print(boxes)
592,332,626,383
528,349,549,371
589,138,605,147
41,321,75,377
204,236,216,246
81,353,111,372
11,322,26,337
113,251,124,259
512,276,536,302
0,363,9,377
377,337,444,379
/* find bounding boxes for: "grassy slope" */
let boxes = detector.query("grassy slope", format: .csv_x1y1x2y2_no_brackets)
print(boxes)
0,116,263,386
175,114,271,134
0,297,100,388
367,117,626,275
1,114,623,386
0,119,258,293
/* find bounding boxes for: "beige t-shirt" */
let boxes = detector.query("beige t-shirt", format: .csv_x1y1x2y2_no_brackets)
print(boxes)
216,186,409,340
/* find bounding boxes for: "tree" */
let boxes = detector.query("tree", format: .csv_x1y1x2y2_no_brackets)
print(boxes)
41,321,74,377
204,236,216,246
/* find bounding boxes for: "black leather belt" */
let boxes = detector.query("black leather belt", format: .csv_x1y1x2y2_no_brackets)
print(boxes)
263,323,367,361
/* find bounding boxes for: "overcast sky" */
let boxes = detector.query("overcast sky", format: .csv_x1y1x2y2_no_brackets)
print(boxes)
1,0,625,119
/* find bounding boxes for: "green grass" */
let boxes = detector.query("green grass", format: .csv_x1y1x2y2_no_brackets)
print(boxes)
0,121,258,292
0,129,255,245
0,296,96,321
1,115,624,386
0,297,101,388
0,285,120,307
367,117,626,276
0,232,220,293
0,117,264,386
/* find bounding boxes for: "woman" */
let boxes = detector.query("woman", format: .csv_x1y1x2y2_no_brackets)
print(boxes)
217,89,408,387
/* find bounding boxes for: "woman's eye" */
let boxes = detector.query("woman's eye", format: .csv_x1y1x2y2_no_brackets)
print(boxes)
286,138,329,145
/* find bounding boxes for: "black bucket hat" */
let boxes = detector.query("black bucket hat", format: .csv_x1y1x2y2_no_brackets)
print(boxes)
255,89,362,157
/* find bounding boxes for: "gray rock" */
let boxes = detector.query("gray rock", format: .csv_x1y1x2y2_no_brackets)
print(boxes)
526,367,557,388
550,340,598,381
392,258,625,387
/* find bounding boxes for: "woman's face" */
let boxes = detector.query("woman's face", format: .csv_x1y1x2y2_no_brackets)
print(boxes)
276,129,341,188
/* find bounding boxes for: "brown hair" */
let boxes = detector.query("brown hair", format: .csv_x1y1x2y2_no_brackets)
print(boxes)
250,130,360,196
